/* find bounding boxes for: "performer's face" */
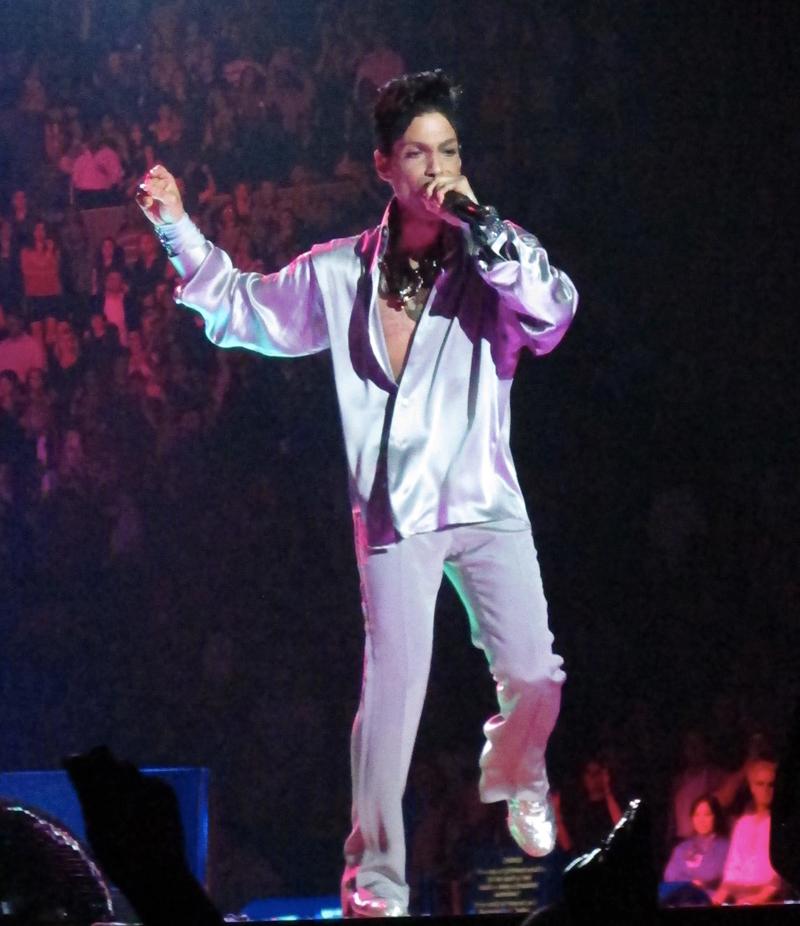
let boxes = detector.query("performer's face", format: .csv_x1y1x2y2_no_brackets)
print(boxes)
374,111,461,219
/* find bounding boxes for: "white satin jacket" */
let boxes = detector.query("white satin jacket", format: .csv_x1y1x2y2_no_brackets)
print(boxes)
157,203,578,545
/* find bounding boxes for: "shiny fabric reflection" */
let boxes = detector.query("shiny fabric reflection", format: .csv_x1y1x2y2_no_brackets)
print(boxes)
158,201,577,547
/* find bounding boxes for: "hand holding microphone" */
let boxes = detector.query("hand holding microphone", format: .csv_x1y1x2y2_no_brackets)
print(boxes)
421,175,497,229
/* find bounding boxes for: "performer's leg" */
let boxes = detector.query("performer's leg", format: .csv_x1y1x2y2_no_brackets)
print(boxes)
443,523,565,803
343,523,448,910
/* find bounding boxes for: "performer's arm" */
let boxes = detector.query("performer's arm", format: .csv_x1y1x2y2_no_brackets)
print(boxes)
137,166,328,358
470,218,578,356
419,173,578,357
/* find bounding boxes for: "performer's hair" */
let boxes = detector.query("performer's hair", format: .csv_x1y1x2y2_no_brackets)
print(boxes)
373,70,462,155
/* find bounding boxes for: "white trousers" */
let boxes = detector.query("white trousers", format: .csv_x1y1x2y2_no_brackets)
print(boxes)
343,518,566,906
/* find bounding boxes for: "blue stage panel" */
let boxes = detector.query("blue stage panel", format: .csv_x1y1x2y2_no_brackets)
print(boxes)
0,766,209,883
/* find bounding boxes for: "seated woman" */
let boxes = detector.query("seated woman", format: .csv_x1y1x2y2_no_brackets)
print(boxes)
661,794,729,905
712,758,782,906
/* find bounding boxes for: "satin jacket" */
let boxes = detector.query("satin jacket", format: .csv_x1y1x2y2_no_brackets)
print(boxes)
157,203,578,545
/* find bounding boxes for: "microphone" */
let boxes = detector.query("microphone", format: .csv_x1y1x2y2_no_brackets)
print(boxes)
442,190,496,226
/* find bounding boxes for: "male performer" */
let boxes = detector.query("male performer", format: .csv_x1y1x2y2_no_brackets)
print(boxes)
138,71,578,917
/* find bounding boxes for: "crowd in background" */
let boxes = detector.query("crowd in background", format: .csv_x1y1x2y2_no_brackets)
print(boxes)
0,0,796,915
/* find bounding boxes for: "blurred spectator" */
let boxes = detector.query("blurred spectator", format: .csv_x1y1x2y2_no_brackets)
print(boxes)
129,232,167,302
182,161,217,215
0,216,16,298
148,102,185,165
231,236,263,274
555,756,624,856
6,189,33,298
353,34,405,98
59,208,92,311
662,794,729,905
92,235,127,297
100,113,130,165
83,309,124,375
8,188,34,242
126,122,150,175
66,127,124,208
232,62,268,122
216,201,250,259
48,319,83,403
0,310,46,381
126,329,156,383
712,758,782,906
18,64,47,113
96,271,132,348
0,369,23,416
125,137,160,199
265,47,315,140
20,221,63,335
670,729,737,842
56,427,88,485
94,50,133,120
231,180,254,228
115,213,149,267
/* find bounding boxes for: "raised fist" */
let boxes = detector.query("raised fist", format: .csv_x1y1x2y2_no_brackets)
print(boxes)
136,164,185,226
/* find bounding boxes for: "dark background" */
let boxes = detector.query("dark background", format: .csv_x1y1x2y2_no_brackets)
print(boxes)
0,0,797,912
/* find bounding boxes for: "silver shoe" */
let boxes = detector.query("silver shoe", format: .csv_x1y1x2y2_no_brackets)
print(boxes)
507,795,556,857
348,890,407,918
341,876,407,918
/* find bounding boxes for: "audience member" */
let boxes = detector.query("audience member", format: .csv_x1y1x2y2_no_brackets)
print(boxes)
8,188,35,245
93,270,132,349
59,208,93,311
353,33,405,98
129,232,167,302
712,758,782,906
19,221,63,336
555,756,624,857
0,369,23,417
67,127,124,208
662,794,729,905
0,217,16,298
48,319,84,403
92,235,127,297
0,309,46,381
670,729,737,841
83,310,125,374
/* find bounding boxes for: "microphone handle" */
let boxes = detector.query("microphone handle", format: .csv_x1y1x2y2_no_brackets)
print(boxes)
442,191,496,226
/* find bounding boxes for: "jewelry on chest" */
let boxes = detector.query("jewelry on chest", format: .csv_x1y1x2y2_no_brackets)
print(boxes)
379,251,441,322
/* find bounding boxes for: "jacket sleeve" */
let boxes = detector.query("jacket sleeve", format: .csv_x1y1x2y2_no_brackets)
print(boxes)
154,214,329,358
471,220,578,357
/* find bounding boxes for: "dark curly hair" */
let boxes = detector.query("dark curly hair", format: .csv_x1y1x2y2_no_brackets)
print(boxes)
373,69,462,155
